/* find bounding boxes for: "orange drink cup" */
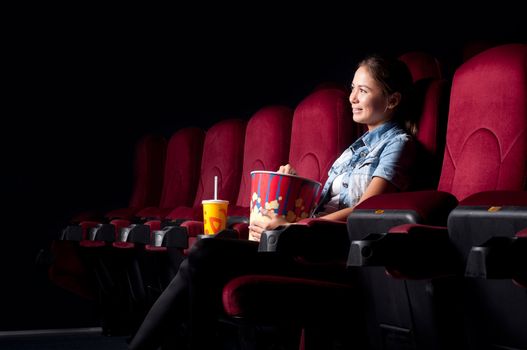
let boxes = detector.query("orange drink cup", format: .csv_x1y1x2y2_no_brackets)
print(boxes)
202,199,229,235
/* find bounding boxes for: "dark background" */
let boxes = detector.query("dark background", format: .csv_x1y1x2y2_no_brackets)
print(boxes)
1,5,524,330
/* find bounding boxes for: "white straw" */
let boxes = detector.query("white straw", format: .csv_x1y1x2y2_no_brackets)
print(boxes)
214,176,218,200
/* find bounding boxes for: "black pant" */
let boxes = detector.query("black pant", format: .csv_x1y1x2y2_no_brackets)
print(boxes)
128,238,347,350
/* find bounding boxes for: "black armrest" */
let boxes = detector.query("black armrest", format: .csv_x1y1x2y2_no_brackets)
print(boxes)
88,224,115,242
152,226,188,248
347,190,458,241
348,225,460,278
60,225,82,241
258,225,288,252
513,236,527,286
466,236,526,279
258,221,350,264
348,233,405,266
120,224,150,244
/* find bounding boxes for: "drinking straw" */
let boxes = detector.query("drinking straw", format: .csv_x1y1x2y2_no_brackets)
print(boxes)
214,176,218,200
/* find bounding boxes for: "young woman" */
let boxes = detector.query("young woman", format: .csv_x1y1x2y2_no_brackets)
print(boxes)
129,54,416,350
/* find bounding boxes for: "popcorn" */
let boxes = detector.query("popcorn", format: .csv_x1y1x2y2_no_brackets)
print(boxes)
249,171,322,225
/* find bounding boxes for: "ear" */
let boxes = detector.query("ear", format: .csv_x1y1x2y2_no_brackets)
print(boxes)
387,92,402,109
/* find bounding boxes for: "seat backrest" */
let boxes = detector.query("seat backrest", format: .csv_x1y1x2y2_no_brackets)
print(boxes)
399,51,443,82
399,50,448,163
231,106,293,214
288,87,362,185
446,44,527,350
408,76,450,190
438,44,527,200
398,51,449,189
412,79,449,159
127,133,167,209
191,119,247,216
345,48,525,350
158,127,205,209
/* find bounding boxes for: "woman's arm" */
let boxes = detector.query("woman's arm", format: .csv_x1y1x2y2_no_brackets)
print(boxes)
318,176,397,221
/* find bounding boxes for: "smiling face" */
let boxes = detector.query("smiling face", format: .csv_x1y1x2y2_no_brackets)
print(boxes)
349,65,398,131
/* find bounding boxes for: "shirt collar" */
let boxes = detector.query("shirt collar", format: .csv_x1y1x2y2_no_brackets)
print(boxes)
352,120,399,152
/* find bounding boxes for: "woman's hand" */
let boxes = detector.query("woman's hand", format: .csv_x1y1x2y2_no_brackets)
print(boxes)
277,164,297,175
248,209,290,242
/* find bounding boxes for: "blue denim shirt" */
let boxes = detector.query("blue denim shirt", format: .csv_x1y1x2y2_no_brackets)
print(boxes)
315,120,415,214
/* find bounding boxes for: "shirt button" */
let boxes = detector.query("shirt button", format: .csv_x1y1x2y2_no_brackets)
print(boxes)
360,151,367,157
342,183,348,188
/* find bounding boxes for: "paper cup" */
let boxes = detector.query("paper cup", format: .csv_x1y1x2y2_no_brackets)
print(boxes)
202,199,229,235
249,171,322,226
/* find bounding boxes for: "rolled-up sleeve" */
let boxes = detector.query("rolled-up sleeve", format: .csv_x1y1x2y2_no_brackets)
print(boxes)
372,134,416,191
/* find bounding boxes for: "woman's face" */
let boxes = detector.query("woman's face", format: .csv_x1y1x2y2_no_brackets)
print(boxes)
349,65,393,131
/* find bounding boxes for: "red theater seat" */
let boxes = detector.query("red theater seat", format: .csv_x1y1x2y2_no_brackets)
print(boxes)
103,134,166,221
346,43,527,349
445,44,527,349
133,127,205,220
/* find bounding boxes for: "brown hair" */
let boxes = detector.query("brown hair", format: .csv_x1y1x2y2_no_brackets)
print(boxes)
357,54,417,136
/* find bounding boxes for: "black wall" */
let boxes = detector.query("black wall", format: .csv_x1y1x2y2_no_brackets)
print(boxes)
1,5,524,330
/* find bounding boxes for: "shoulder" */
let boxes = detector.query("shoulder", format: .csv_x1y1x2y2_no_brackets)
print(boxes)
379,130,416,160
384,127,414,148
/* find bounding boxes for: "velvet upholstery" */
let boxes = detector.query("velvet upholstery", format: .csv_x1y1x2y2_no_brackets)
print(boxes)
400,52,450,190
135,127,205,219
222,275,354,319
234,105,293,209
165,119,247,221
414,79,448,157
288,87,360,184
438,44,527,200
105,134,167,220
399,51,443,82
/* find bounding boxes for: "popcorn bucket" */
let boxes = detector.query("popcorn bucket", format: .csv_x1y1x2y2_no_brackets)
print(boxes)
249,171,322,226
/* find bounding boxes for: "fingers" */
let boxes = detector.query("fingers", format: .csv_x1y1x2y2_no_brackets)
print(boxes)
277,164,297,175
248,229,261,242
249,218,272,235
259,208,277,219
249,219,267,232
248,224,262,242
